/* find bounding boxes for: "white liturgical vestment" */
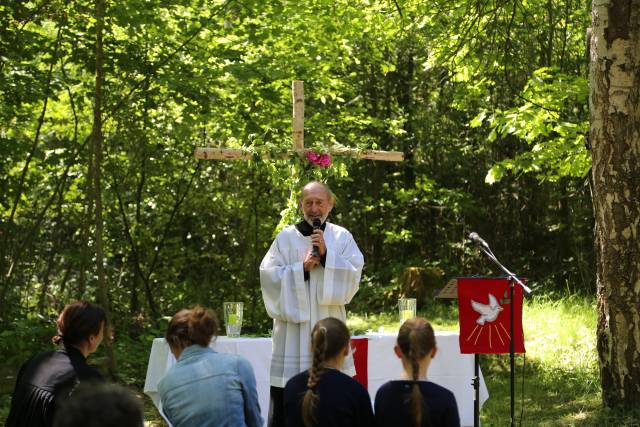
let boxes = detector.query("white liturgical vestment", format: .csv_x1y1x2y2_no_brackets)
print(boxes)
259,222,364,387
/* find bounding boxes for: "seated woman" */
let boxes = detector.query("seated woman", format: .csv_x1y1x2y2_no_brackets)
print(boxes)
158,306,262,427
5,301,107,427
374,318,460,427
284,317,374,427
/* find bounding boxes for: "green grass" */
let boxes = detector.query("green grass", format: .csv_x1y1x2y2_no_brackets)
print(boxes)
480,294,601,426
3,295,640,426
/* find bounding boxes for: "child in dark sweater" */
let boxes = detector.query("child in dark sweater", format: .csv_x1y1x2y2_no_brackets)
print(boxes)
374,318,460,427
284,317,374,427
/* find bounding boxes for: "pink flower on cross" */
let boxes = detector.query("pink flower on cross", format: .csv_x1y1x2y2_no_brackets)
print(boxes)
306,151,332,168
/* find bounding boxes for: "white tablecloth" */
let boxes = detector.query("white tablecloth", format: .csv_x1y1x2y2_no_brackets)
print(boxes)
144,332,488,426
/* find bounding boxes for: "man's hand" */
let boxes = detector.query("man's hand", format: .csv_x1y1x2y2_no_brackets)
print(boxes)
303,251,321,272
310,229,327,257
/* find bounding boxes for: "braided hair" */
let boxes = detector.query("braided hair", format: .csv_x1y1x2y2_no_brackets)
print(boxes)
301,317,350,427
396,318,436,427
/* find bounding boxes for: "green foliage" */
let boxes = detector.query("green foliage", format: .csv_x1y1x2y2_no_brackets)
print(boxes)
472,68,590,183
109,327,166,388
347,274,400,314
0,317,56,368
1,0,596,382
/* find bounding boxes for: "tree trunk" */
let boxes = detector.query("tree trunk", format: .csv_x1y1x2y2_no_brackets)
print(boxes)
590,0,640,409
91,0,116,377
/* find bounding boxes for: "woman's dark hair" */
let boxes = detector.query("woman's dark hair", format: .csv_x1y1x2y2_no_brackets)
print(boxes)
397,318,436,427
52,301,107,346
165,306,219,351
53,383,143,427
302,317,351,427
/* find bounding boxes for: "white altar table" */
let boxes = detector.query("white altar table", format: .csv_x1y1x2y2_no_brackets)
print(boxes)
144,332,488,426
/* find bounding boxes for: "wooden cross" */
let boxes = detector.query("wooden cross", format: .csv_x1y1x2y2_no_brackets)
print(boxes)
194,80,404,162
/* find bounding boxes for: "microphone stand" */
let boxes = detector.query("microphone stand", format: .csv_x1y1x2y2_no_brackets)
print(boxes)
474,242,531,427
473,353,480,427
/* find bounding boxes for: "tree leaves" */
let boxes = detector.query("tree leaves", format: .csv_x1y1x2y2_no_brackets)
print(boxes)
0,0,595,330
474,68,589,183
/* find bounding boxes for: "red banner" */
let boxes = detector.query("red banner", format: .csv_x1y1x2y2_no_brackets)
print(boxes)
350,337,368,388
457,277,525,354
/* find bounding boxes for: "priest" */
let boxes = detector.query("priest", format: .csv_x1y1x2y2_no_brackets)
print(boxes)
260,181,364,427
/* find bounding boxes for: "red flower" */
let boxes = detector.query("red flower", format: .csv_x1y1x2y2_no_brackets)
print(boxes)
306,151,319,162
306,151,332,168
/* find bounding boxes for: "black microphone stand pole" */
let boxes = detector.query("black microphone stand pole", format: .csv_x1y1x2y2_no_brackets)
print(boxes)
475,243,531,427
473,354,480,427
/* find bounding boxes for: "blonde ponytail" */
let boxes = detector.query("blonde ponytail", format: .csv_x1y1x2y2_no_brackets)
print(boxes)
397,318,436,427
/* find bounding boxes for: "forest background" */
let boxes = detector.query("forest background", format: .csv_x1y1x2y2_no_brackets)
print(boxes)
0,0,614,424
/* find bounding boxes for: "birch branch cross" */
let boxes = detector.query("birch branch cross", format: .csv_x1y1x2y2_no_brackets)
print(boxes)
194,80,404,163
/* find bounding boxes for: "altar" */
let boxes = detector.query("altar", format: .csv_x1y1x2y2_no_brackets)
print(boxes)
144,332,488,426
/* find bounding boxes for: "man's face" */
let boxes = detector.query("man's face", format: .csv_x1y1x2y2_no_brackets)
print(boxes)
301,184,333,225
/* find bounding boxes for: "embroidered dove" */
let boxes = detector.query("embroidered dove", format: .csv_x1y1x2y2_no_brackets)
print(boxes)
471,294,503,325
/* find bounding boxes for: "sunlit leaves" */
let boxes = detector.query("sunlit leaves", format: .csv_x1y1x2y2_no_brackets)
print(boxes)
0,0,596,324
474,68,589,183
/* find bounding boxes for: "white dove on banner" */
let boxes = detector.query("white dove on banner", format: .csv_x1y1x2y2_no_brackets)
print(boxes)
471,294,504,325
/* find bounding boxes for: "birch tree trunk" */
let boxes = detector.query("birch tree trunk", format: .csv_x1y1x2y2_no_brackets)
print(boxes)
589,0,640,409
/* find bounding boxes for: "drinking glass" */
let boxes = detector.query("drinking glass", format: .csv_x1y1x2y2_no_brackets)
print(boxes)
398,298,417,324
223,302,243,338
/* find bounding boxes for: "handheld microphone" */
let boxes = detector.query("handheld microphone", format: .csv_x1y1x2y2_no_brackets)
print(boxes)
311,218,321,257
468,232,490,249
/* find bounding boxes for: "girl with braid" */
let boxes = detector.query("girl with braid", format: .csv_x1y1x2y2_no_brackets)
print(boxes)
374,318,460,427
283,317,374,427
